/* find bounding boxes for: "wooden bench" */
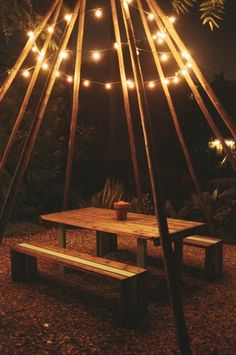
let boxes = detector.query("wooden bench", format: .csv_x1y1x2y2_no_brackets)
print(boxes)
10,243,148,323
183,235,223,281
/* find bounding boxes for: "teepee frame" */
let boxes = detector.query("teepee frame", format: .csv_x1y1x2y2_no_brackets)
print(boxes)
0,1,235,353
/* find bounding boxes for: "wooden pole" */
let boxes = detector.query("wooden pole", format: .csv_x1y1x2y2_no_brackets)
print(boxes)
136,0,203,200
147,0,236,171
0,0,82,241
63,0,86,210
150,1,236,141
0,0,59,103
0,0,63,173
120,2,191,354
110,0,142,201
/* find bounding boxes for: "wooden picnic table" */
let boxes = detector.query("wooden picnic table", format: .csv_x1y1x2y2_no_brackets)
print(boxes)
41,207,207,268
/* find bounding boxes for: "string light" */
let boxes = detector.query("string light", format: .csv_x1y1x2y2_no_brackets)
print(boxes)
164,78,169,85
148,81,155,89
41,62,49,70
173,76,179,84
55,71,60,77
37,53,45,61
31,46,38,53
67,75,73,83
114,42,120,49
181,68,188,76
182,51,190,59
105,83,112,90
126,80,135,89
47,26,54,33
168,16,176,24
27,31,34,39
83,80,90,87
92,51,101,61
95,9,103,18
148,13,154,21
22,70,30,78
187,62,192,68
64,14,72,22
59,51,68,59
161,53,168,61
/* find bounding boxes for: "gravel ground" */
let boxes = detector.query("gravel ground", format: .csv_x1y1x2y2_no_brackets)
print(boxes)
0,225,236,354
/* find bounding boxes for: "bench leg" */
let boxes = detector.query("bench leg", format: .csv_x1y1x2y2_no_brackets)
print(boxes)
137,239,147,268
96,231,117,257
58,225,66,274
205,243,223,281
119,274,148,323
174,239,183,278
11,250,37,282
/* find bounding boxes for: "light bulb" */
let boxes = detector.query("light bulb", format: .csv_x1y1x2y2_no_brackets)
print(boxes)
105,83,112,90
164,78,169,85
126,80,134,89
92,51,101,61
67,76,73,83
22,70,30,78
95,9,102,18
31,46,37,52
148,13,154,21
161,53,168,61
173,76,179,84
168,16,176,24
181,68,188,76
182,51,190,59
187,62,192,68
148,81,155,89
55,71,60,77
157,38,164,44
60,51,68,59
41,62,49,70
83,80,90,87
64,14,72,22
114,42,120,49
27,31,34,39
47,26,54,33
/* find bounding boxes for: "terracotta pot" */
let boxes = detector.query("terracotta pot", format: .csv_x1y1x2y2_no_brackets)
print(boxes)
114,201,130,220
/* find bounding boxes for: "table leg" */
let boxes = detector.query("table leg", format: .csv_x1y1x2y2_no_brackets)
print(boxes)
96,231,117,257
57,225,66,274
137,238,147,268
174,239,183,277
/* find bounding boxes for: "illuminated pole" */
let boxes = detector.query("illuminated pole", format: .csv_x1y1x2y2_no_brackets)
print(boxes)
0,0,82,240
110,0,142,201
147,0,236,171
0,0,63,172
120,1,191,354
63,0,86,210
0,0,60,103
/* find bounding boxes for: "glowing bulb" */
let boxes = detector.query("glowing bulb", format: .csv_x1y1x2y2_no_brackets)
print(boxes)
187,62,192,68
95,9,102,18
126,80,134,89
152,34,157,40
55,71,60,77
148,81,155,89
136,49,140,55
105,83,112,90
173,76,179,84
67,76,73,83
181,68,188,76
60,51,68,59
164,78,169,85
182,51,190,59
148,13,154,21
114,42,120,49
157,31,166,39
41,62,49,70
27,31,34,39
168,16,176,24
161,53,168,61
64,14,72,22
92,51,101,61
22,70,30,78
47,26,54,33
83,80,90,87
157,38,164,44
37,52,45,61
31,45,37,52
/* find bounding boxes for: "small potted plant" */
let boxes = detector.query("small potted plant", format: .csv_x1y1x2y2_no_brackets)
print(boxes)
114,201,130,220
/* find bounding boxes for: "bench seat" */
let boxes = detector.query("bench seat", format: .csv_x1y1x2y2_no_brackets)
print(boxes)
11,242,148,323
183,235,223,281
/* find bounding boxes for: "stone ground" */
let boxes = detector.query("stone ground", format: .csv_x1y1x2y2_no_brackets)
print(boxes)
0,225,235,354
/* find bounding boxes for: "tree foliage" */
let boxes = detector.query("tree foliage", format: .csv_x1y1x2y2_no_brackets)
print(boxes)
171,0,225,30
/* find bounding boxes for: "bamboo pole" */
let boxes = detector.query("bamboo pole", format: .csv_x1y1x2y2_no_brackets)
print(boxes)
147,0,236,171
151,1,236,141
120,2,191,354
136,0,203,200
0,0,59,103
110,0,142,201
0,0,82,241
63,0,86,210
0,0,63,173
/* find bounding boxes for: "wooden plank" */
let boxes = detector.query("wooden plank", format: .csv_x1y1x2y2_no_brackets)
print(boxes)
184,236,221,245
137,238,147,268
17,243,136,277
